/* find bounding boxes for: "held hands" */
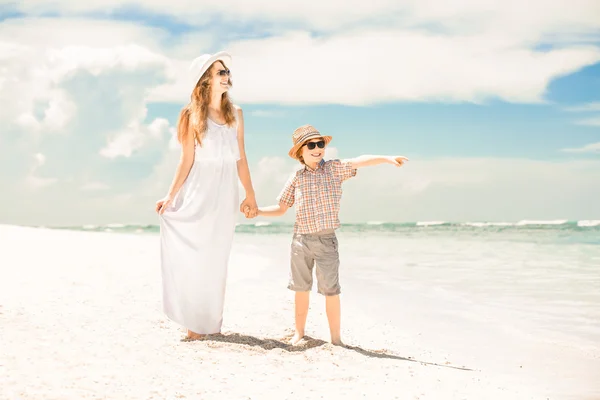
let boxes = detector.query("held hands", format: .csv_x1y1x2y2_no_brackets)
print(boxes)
243,205,257,219
240,195,258,219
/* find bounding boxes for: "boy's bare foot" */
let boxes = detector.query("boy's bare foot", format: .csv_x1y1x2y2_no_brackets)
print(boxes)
290,331,305,345
331,339,345,347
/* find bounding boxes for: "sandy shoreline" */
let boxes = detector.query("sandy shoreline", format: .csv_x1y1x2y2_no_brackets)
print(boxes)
1,224,598,399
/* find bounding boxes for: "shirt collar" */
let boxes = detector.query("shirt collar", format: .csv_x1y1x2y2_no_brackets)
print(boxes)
303,159,325,173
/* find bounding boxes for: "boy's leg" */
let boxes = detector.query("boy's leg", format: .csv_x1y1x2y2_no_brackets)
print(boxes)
288,234,314,345
293,291,310,345
314,234,343,345
325,294,342,345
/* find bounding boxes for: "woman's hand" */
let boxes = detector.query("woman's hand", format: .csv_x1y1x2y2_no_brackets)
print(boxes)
156,195,173,215
240,195,258,218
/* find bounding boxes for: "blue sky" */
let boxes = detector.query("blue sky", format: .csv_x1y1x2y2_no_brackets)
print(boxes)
1,1,599,226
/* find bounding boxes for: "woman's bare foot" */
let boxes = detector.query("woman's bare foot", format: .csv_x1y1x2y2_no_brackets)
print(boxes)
183,329,206,341
290,331,305,345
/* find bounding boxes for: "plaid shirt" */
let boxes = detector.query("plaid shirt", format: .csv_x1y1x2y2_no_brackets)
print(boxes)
277,159,357,234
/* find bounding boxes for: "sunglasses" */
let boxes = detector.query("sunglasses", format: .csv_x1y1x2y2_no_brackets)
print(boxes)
217,69,231,77
303,140,325,150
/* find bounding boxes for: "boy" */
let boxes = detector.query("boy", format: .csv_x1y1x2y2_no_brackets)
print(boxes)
248,124,408,345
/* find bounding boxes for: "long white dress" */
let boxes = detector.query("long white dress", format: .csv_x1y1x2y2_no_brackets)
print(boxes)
158,117,240,334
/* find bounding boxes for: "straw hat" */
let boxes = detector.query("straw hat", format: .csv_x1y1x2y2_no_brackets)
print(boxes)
188,51,232,88
288,124,332,159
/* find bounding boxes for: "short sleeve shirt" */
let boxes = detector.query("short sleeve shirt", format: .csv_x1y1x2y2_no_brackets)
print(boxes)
277,159,357,234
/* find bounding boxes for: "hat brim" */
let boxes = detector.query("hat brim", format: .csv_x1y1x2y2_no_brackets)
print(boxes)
189,51,232,88
288,134,333,159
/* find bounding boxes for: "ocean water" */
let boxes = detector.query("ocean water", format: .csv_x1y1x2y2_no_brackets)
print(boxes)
51,219,600,243
45,219,600,395
52,220,600,345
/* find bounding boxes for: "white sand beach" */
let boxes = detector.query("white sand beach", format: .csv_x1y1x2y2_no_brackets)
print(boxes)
1,224,599,400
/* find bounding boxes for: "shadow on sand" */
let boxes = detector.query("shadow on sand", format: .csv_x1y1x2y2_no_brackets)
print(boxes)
181,332,473,371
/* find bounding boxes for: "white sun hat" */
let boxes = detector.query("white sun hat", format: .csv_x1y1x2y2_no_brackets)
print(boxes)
188,50,232,89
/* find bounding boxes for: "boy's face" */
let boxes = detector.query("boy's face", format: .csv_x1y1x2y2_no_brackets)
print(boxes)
301,137,326,164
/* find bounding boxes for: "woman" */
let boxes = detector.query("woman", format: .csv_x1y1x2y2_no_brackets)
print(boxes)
155,51,257,340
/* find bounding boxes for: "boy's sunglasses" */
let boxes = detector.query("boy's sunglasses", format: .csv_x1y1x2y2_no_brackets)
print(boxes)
217,69,231,76
303,140,325,150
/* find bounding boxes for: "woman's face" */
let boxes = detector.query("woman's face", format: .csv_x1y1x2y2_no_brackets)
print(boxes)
211,61,231,94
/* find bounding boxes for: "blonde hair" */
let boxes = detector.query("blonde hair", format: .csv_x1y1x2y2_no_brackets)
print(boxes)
177,61,236,146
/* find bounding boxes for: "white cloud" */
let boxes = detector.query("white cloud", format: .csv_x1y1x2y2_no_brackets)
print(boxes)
0,20,173,131
562,103,600,127
15,113,40,130
324,146,339,160
3,9,599,107
246,156,300,200
0,18,193,130
249,110,287,118
81,182,110,191
563,102,600,112
0,18,175,220
10,0,600,40
2,2,583,106
15,90,76,133
574,117,600,127
150,30,600,105
34,153,45,165
100,118,173,159
562,142,600,153
24,175,58,190
0,18,167,51
24,153,58,189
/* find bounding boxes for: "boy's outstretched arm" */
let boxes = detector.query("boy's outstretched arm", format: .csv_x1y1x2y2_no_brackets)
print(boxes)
347,155,409,169
256,201,290,217
246,173,294,218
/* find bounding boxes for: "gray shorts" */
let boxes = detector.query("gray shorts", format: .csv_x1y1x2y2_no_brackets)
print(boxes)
288,229,340,296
